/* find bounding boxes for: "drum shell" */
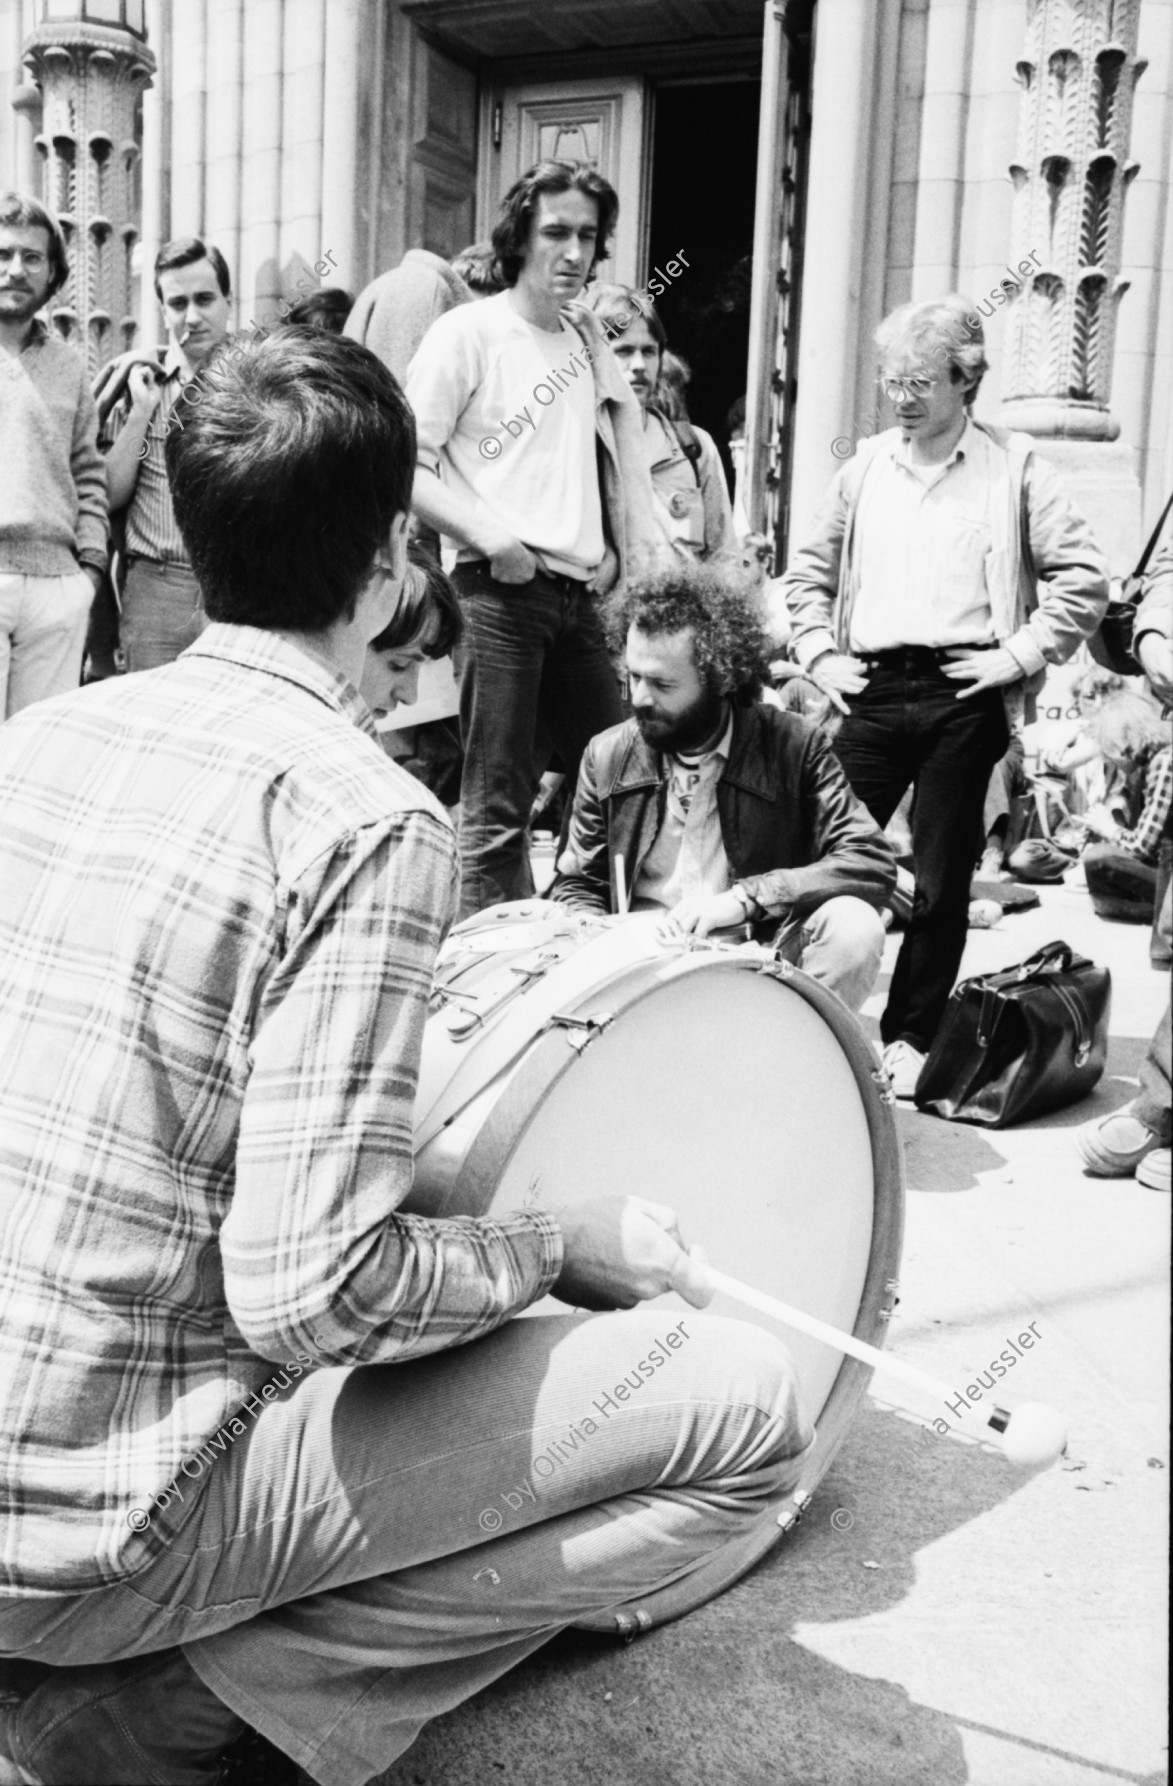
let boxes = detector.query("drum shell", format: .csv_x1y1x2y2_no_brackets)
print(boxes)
410,906,904,1628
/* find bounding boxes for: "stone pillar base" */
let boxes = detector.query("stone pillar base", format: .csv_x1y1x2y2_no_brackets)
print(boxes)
1022,439,1142,580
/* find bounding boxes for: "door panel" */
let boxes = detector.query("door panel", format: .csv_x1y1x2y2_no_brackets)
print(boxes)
479,76,649,287
407,32,477,259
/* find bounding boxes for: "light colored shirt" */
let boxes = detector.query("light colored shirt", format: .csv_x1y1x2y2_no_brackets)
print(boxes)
406,290,605,578
104,353,190,563
848,417,997,652
0,316,108,576
632,713,734,909
0,624,561,1594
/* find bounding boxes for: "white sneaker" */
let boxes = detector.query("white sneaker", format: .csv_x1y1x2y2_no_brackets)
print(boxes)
882,1039,927,1099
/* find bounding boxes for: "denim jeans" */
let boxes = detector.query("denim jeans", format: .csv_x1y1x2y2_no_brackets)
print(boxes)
0,1311,811,1786
121,558,207,673
830,653,1009,1050
772,894,887,1012
453,562,624,919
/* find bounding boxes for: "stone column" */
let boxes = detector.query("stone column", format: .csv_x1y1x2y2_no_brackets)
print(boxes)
320,0,361,295
788,0,902,547
996,0,1147,568
23,12,155,373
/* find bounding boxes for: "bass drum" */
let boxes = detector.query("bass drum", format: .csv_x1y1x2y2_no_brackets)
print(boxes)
409,900,904,1630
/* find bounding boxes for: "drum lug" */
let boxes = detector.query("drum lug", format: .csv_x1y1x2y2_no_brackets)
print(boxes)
757,956,795,982
548,1010,614,1052
870,1066,897,1106
777,1489,811,1531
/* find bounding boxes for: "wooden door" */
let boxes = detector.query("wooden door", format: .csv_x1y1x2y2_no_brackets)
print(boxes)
405,32,479,261
477,75,650,287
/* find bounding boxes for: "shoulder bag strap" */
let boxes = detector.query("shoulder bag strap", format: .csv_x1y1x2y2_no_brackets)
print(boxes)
1134,490,1173,579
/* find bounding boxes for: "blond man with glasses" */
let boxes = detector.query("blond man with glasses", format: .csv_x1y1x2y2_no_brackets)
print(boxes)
780,296,1109,1096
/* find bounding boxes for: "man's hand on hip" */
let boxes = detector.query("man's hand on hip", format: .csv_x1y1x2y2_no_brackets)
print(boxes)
551,1194,715,1312
585,543,619,597
942,646,1022,697
808,651,868,715
481,528,538,586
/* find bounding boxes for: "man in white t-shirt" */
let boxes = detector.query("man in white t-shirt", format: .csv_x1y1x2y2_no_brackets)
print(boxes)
407,160,670,917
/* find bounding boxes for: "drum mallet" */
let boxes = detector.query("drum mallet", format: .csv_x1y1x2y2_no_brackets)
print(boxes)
706,1268,1068,1469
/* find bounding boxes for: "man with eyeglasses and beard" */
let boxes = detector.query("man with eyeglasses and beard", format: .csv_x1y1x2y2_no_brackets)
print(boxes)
778,296,1109,1096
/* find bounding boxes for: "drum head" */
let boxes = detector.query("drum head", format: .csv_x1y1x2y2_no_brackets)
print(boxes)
457,954,892,1428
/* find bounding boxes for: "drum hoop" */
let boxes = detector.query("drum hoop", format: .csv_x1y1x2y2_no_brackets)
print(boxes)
569,962,905,1635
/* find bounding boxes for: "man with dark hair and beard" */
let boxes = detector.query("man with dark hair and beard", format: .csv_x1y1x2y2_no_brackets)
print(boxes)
551,562,896,1011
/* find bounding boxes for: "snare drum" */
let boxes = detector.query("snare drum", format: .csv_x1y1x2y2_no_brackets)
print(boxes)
410,900,904,1616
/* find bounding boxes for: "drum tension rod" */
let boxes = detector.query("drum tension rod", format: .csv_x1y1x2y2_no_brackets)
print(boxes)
547,1010,614,1053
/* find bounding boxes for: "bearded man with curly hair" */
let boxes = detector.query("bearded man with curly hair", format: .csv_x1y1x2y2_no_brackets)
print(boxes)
551,561,897,1010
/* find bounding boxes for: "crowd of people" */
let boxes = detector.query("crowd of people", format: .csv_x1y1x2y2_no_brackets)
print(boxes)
0,157,1170,1785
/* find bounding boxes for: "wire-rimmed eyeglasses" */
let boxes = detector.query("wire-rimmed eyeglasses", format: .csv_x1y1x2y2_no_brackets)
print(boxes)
879,375,939,402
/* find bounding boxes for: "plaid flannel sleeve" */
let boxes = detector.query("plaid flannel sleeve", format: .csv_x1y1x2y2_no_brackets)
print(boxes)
1116,750,1173,865
222,805,563,1365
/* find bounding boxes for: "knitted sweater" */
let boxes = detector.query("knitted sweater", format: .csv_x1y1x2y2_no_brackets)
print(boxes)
0,319,108,576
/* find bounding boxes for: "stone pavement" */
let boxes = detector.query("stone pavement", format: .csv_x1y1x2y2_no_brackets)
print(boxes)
373,866,1169,1786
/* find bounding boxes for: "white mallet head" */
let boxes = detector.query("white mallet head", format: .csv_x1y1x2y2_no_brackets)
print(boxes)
995,1402,1068,1469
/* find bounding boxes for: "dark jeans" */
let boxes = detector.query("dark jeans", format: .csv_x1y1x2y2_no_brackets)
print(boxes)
453,561,624,919
1082,842,1158,921
831,652,1009,1051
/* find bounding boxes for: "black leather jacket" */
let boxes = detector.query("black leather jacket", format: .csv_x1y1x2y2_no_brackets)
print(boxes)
551,700,897,922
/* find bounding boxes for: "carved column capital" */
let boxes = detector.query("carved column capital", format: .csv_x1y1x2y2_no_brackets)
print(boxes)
997,0,1144,441
22,17,156,372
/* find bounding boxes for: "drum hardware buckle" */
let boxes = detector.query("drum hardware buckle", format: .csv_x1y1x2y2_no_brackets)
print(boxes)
548,1010,614,1052
610,1607,653,1641
439,961,553,1040
776,1489,812,1530
870,1067,897,1106
758,955,795,981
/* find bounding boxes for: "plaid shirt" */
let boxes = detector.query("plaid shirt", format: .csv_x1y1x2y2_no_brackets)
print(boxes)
1116,745,1173,865
0,626,561,1594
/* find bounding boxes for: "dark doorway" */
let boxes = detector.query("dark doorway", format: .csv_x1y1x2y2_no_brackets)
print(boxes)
647,79,760,488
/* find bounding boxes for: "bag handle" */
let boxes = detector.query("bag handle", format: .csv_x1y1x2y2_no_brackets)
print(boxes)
1133,490,1173,580
1051,981,1094,1068
1013,939,1081,979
